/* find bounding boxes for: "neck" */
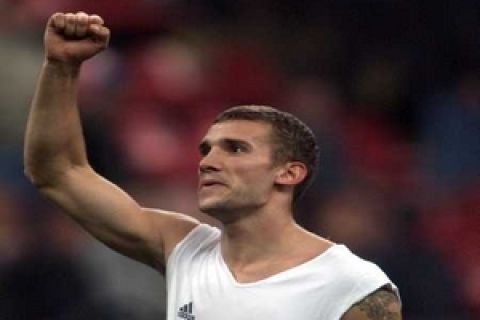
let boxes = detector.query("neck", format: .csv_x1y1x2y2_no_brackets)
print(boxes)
220,202,302,266
216,201,334,284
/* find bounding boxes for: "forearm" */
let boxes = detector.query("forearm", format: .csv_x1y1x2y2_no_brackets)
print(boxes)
24,60,89,187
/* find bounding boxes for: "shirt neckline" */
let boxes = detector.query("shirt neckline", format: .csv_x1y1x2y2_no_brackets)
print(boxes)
216,243,343,287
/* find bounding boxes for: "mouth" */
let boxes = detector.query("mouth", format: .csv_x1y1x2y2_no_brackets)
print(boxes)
200,182,225,188
198,179,227,189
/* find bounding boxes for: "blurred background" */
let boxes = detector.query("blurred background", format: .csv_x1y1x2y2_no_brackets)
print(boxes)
1,0,479,319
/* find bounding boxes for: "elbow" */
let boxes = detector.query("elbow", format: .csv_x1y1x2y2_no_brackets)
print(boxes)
24,162,92,190
24,164,36,185
24,166,50,189
23,155,67,188
23,160,66,190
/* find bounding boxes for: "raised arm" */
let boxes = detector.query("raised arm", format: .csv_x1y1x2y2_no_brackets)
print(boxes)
24,12,198,269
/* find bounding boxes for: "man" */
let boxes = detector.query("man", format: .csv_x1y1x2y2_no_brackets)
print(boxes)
24,12,401,320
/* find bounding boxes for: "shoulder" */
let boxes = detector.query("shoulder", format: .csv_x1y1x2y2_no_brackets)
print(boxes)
165,220,221,279
315,245,400,318
143,208,200,240
341,287,402,320
142,208,201,264
143,207,200,228
155,211,220,262
321,245,390,282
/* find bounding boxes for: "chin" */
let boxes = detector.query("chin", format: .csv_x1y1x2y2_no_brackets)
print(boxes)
198,197,263,224
198,197,239,222
198,199,227,215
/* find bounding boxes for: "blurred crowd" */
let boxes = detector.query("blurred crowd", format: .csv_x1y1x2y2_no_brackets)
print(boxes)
1,1,479,319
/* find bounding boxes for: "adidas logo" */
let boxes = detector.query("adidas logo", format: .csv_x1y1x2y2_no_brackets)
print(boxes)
177,302,195,320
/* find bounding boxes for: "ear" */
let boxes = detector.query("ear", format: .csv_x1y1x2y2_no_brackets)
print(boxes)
274,161,308,187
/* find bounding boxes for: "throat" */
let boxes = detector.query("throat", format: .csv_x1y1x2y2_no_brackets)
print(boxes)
220,225,334,284
226,258,288,284
221,245,331,284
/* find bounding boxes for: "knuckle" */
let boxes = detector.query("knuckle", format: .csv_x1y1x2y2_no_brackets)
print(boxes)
52,12,63,19
51,13,64,25
65,13,75,23
91,14,104,24
77,12,88,20
78,16,88,25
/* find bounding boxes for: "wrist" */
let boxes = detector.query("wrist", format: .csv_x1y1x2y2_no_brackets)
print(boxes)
43,59,82,76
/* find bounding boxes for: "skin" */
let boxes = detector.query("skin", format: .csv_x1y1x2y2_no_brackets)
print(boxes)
197,120,331,282
342,288,402,320
24,12,401,319
198,120,290,220
24,11,198,269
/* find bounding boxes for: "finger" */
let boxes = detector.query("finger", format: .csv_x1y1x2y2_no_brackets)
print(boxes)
64,13,76,37
88,14,104,26
51,12,65,30
75,12,89,37
88,25,110,47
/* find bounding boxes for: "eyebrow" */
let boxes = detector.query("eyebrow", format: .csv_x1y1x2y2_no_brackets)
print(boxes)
224,137,250,145
198,138,252,153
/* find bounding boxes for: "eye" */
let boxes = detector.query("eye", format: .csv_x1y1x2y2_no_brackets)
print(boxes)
225,140,248,154
199,143,211,157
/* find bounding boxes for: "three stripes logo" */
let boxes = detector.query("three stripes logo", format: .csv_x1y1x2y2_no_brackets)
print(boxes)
177,302,195,320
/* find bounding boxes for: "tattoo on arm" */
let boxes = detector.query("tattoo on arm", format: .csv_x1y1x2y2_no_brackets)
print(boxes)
351,288,402,320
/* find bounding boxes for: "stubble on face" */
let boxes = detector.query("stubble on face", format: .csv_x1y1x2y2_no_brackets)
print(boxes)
198,184,262,218
196,121,278,221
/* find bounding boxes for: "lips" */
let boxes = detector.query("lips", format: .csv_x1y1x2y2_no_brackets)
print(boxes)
200,181,225,187
198,178,227,189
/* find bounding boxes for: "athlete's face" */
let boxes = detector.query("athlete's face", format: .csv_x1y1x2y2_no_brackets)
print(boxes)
197,120,279,219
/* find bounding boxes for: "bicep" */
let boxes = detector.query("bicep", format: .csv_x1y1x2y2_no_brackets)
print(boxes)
39,165,199,268
341,287,402,320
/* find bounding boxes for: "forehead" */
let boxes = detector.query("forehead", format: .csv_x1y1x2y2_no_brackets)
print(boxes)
202,120,273,144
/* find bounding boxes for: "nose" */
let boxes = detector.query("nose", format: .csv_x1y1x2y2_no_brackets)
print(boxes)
198,148,222,174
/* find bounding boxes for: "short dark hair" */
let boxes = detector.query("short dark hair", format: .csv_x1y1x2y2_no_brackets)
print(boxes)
214,105,319,203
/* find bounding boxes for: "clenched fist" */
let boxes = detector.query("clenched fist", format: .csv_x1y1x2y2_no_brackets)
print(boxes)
45,12,110,65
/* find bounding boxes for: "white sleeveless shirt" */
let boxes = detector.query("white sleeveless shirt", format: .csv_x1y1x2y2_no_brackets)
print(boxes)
166,224,399,320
